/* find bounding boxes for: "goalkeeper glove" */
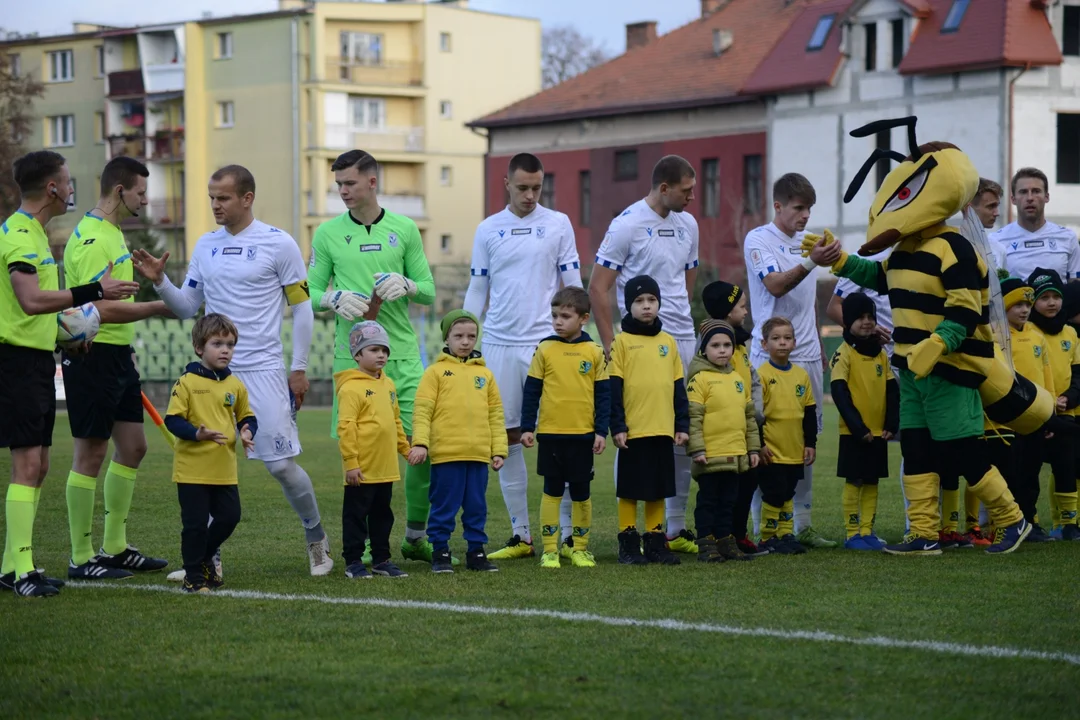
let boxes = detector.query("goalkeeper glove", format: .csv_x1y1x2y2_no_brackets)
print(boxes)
373,272,418,302
800,229,848,272
906,334,948,380
320,290,370,321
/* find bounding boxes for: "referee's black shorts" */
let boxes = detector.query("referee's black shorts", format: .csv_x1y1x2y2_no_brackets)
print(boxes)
0,343,57,449
61,343,143,439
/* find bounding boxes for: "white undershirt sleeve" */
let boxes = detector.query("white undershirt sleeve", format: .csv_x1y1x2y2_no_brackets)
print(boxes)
290,300,314,372
153,274,204,319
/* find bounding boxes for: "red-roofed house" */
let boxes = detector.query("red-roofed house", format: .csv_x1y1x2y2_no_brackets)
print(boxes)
744,0,1080,245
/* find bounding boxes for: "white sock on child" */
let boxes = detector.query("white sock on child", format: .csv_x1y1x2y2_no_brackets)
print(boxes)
666,446,692,537
500,444,531,543
793,465,813,534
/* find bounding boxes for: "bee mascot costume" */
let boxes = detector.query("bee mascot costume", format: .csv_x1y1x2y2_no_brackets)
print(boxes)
805,116,1052,555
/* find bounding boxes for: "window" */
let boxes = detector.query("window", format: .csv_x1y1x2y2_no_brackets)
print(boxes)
340,31,383,66
440,32,451,52
742,154,763,215
95,46,104,77
217,101,235,128
942,0,970,34
579,170,591,226
8,53,20,77
440,165,452,186
614,150,638,181
439,100,453,119
1057,113,1080,184
807,14,835,51
217,32,233,60
95,111,105,143
864,23,877,72
875,129,891,189
47,115,75,147
48,50,74,82
542,174,555,209
1064,7,1080,57
349,96,386,131
891,18,905,68
440,234,452,254
702,159,719,218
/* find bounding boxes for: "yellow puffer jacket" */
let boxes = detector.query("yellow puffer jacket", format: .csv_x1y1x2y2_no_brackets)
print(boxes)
412,350,509,464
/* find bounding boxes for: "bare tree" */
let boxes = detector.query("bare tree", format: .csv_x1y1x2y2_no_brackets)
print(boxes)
0,50,45,218
542,25,610,89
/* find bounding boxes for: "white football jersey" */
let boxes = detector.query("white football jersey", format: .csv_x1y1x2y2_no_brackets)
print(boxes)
990,221,1080,284
184,220,307,372
469,205,580,345
834,248,893,356
744,222,821,362
594,198,699,341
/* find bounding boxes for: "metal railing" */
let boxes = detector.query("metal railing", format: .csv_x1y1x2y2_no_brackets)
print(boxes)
150,129,184,161
107,69,144,97
326,58,423,87
148,198,184,226
108,133,146,160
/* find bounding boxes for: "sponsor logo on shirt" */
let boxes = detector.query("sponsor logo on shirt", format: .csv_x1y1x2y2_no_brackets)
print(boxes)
536,227,546,239
658,229,675,237
1024,240,1045,248
511,228,532,236
344,235,353,245
474,376,487,389
498,230,505,238
389,233,399,247
750,249,764,268
600,232,612,251
246,247,257,261
579,360,592,374
646,228,653,237
658,345,669,357
222,247,243,256
788,247,802,254
359,244,381,252
212,248,219,257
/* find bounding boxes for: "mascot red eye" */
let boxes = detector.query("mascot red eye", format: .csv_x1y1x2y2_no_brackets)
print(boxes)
897,187,912,200
881,168,930,214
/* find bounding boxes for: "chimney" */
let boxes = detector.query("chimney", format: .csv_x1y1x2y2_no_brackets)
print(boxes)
626,21,658,52
701,0,725,17
712,29,733,56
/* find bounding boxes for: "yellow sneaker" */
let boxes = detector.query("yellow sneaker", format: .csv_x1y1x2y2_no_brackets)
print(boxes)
487,535,535,560
559,538,574,560
570,549,596,568
667,529,699,554
540,551,561,568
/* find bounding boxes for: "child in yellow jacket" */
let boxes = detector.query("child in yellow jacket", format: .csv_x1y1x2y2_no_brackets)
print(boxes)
335,321,411,580
410,310,507,574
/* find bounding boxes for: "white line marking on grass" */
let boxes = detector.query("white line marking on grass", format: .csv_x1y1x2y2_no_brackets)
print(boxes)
69,581,1080,666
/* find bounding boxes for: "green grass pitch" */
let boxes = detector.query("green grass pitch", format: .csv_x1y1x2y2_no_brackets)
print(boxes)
1,406,1077,718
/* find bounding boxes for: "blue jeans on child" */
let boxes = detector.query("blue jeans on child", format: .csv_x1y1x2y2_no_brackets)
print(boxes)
427,461,489,552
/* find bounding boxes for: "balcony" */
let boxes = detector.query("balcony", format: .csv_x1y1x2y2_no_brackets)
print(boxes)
150,129,184,161
120,198,184,230
108,133,146,160
108,69,144,97
324,125,424,153
145,63,184,94
326,58,422,87
326,192,425,219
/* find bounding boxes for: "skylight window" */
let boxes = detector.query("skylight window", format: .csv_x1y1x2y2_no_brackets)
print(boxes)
807,14,836,51
941,0,970,34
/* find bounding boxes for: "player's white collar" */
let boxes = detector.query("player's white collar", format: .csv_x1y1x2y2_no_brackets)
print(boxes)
503,204,545,222
766,222,800,244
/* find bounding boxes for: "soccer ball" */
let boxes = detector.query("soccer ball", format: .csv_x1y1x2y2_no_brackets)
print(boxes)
57,303,101,347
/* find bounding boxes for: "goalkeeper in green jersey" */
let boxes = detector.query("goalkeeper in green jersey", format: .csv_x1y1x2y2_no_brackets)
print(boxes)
309,150,437,563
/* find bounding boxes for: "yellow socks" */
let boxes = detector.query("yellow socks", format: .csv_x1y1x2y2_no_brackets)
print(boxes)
571,499,592,551
67,471,98,566
1055,491,1078,526
540,493,561,554
969,467,1024,529
761,502,781,540
842,483,860,538
859,485,879,537
941,488,960,533
902,472,940,540
102,461,137,556
4,484,38,576
779,500,795,537
618,498,637,531
644,500,664,533
1050,488,1061,525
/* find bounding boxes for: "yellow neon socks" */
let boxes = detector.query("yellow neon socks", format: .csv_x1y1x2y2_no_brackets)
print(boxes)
540,493,561,554
842,483,860,538
5,484,37,576
778,500,795,537
102,461,137,555
761,502,781,540
67,471,98,565
571,499,592,551
644,501,664,533
941,488,960,533
618,498,637,531
859,485,879,536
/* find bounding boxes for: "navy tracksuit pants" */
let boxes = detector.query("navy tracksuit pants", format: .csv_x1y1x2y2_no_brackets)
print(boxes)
427,461,489,552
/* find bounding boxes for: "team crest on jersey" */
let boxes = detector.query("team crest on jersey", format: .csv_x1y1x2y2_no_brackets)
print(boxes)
223,392,235,407
735,380,744,393
389,233,399,247
474,376,487,390
1064,340,1073,352
600,232,612,251
246,247,257,261
536,227,546,239
1050,239,1058,250
390,391,397,405
579,360,592,374
876,364,883,377
678,228,685,241
308,252,316,268
1035,346,1043,358
795,384,806,397
658,345,669,357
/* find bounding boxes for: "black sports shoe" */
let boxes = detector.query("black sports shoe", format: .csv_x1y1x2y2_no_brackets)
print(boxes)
68,556,134,580
431,548,454,574
201,562,224,589
466,550,499,572
182,575,210,594
617,529,648,565
0,571,14,591
1026,524,1054,543
345,562,372,579
643,532,680,565
14,570,59,598
372,561,408,578
1062,524,1080,541
96,545,168,572
778,534,808,555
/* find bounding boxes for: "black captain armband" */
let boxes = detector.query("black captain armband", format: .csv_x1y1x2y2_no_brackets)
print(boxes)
70,282,105,307
8,261,36,274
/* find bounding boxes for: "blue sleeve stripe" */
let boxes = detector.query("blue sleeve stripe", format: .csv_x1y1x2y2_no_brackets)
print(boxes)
685,259,699,270
21,253,38,260
834,288,845,297
187,278,200,288
115,253,131,264
470,268,488,276
74,227,81,239
1,222,7,234
559,261,580,271
41,258,56,266
90,265,109,281
596,257,622,271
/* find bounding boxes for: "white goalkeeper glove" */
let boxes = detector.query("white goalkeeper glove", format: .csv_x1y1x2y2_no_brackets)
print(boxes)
373,272,418,302
320,290,370,321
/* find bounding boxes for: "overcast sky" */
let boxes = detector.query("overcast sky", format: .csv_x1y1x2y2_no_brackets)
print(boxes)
2,0,701,56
